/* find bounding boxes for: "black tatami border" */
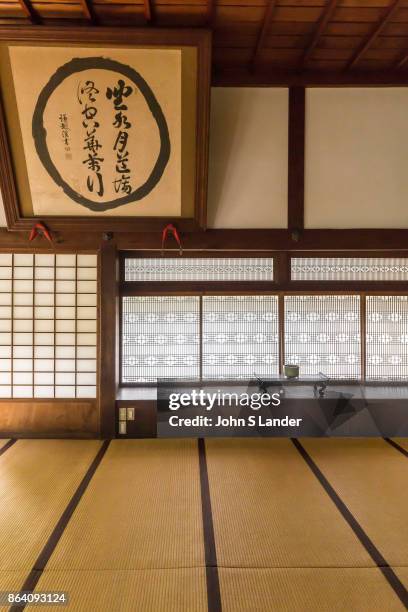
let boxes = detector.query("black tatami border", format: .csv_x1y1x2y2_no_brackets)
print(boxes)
198,438,222,612
0,439,16,457
383,438,408,459
10,440,111,612
291,438,408,609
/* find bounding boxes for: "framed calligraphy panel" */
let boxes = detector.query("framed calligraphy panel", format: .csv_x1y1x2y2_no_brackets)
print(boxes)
0,28,211,231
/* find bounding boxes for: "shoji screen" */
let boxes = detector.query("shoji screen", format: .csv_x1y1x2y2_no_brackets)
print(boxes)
284,295,361,379
122,296,200,383
0,253,97,399
366,296,408,380
202,295,279,380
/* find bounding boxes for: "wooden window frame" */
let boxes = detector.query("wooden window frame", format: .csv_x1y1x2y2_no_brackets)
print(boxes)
119,252,408,386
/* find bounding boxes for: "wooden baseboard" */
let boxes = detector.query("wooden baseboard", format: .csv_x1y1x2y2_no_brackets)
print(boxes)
0,400,99,438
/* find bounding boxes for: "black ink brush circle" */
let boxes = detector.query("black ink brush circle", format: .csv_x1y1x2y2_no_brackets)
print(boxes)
32,57,171,212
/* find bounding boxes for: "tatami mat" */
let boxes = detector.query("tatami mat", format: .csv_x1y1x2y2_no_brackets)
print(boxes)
300,438,408,566
0,440,102,572
27,568,207,612
0,439,10,451
205,438,374,568
392,438,408,453
46,439,205,571
219,568,406,612
394,567,408,591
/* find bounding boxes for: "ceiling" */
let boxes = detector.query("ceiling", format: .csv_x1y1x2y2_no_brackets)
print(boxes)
1,1,408,80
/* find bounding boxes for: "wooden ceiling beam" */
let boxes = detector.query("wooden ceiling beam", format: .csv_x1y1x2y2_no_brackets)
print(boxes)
143,0,152,23
250,0,278,70
212,68,408,87
300,0,339,68
395,53,408,69
17,0,40,24
78,0,97,24
346,0,402,70
206,0,215,27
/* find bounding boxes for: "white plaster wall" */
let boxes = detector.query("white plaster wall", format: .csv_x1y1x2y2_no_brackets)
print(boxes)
207,87,288,228
305,87,408,228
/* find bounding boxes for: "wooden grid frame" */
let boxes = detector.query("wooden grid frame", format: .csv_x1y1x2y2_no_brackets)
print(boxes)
0,251,98,399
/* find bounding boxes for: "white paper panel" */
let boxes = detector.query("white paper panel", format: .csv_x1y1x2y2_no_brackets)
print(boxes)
0,320,11,332
14,320,33,332
14,345,32,358
13,359,33,371
35,320,54,332
56,294,76,306
77,254,97,266
0,294,12,305
0,268,12,279
35,267,54,280
34,386,54,398
13,372,33,385
56,346,75,359
76,386,96,398
35,359,54,371
34,372,54,385
14,254,33,266
35,254,55,266
34,346,54,359
77,346,96,359
77,267,97,280
15,294,33,305
56,320,75,333
56,267,76,280
13,386,33,398
56,254,76,266
55,386,76,398
0,373,11,384
55,372,75,385
35,294,54,306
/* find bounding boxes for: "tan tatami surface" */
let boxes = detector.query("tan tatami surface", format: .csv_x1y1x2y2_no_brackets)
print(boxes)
0,437,407,611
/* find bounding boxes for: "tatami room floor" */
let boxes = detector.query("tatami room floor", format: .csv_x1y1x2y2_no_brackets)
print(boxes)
0,437,407,612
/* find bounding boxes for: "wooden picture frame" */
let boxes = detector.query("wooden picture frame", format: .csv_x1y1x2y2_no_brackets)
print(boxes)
0,27,211,232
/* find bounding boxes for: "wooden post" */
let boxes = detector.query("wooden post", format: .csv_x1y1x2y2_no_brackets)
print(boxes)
288,87,305,233
99,239,118,438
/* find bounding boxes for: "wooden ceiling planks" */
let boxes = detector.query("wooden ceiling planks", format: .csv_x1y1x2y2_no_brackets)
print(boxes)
78,0,97,23
16,0,40,23
346,0,404,69
250,0,278,69
300,0,339,67
1,0,408,79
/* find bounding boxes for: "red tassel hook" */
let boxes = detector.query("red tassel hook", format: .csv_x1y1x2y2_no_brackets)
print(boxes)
29,222,53,244
161,224,182,256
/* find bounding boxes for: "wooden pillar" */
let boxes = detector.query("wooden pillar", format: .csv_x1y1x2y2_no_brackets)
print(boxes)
288,87,305,233
99,239,118,439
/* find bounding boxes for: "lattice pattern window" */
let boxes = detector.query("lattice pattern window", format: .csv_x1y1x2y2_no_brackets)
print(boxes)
284,295,361,379
124,257,274,282
291,257,408,281
202,296,279,380
0,253,97,399
366,296,408,380
122,296,200,382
